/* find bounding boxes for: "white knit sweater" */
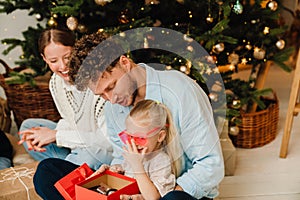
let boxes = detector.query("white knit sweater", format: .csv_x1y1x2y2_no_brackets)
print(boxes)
49,73,111,151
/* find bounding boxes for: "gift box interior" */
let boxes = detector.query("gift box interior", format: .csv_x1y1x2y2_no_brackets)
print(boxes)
75,170,139,200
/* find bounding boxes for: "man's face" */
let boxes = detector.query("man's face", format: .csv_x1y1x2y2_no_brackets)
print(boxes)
89,66,138,107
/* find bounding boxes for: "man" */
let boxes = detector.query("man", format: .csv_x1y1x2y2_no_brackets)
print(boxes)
34,31,224,200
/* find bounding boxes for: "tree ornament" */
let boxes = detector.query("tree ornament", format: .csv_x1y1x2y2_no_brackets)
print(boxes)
119,13,129,24
77,24,88,33
153,19,162,27
228,53,239,65
276,39,285,50
245,43,252,50
206,55,217,63
209,92,218,102
35,13,43,21
267,0,278,11
180,65,187,73
187,45,194,52
241,58,248,64
229,126,239,136
232,99,241,109
47,17,57,27
233,0,243,14
206,14,214,23
145,0,160,5
95,0,112,6
212,43,225,54
263,26,270,35
165,66,172,70
66,16,78,31
183,34,193,43
176,0,184,4
144,37,149,48
253,47,266,60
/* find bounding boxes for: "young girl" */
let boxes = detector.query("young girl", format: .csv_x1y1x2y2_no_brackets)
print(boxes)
96,99,183,200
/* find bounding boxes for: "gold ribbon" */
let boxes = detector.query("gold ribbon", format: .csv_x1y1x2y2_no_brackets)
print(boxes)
0,166,35,200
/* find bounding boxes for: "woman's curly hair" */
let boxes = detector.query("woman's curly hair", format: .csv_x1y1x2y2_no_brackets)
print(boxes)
68,31,125,91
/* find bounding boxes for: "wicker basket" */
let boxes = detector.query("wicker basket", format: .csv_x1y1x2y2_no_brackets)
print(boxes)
230,92,279,148
0,59,60,129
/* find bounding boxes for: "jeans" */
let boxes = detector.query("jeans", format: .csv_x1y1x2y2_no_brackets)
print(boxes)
161,190,212,200
0,157,12,170
34,158,79,200
19,118,70,161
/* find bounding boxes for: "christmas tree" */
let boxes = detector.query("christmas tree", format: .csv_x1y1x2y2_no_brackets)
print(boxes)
0,0,294,128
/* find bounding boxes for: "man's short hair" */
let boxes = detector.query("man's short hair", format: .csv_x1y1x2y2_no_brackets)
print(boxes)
69,32,126,91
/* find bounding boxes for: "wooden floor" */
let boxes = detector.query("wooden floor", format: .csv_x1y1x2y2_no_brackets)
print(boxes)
216,64,300,199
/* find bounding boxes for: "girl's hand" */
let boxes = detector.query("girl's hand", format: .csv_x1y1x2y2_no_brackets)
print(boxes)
120,194,144,200
122,139,147,172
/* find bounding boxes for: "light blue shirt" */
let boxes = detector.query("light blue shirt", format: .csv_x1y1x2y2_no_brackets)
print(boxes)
104,63,224,199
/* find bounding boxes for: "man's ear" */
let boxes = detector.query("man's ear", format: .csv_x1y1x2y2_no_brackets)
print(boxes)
119,55,131,71
157,130,167,143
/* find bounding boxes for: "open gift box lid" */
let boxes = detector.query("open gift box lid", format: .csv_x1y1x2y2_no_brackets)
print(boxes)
54,163,94,200
75,170,139,200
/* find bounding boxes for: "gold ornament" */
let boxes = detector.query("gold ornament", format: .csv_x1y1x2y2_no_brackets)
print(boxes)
229,126,239,136
176,0,184,4
245,42,252,50
94,0,112,6
263,26,270,35
186,45,194,52
209,92,218,102
66,16,78,31
145,0,160,5
276,39,285,50
47,17,57,27
228,53,239,65
232,99,241,109
206,14,214,23
165,66,172,70
144,38,149,48
267,0,278,11
253,47,266,60
212,43,225,54
183,34,193,43
77,24,88,33
119,14,129,24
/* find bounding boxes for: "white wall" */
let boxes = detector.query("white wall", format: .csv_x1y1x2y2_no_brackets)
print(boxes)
0,10,38,73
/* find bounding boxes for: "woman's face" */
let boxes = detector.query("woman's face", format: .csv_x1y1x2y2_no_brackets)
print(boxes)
42,42,72,82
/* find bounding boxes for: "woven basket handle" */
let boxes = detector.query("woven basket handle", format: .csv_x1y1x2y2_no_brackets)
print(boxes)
0,59,12,77
0,59,13,87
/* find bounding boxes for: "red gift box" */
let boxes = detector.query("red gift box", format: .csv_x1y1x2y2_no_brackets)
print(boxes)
54,163,94,200
75,170,139,200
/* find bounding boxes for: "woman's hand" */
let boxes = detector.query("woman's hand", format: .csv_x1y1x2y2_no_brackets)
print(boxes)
122,139,147,172
18,127,57,150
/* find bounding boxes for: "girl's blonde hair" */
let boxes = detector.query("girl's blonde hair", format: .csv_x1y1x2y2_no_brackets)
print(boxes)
126,99,183,177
